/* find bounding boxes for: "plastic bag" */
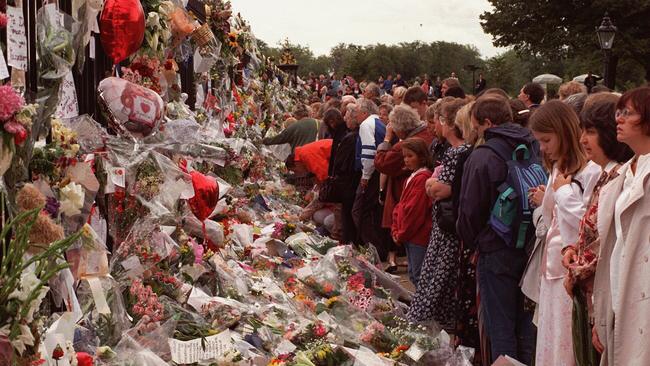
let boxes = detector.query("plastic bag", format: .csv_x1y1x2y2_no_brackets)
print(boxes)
124,150,192,217
59,114,108,153
182,210,225,246
76,276,132,347
37,4,76,79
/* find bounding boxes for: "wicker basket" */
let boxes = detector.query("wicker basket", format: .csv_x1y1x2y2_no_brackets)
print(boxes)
191,24,214,47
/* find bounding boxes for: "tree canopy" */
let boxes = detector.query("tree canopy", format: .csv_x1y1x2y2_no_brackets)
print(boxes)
480,0,650,83
259,40,485,92
258,30,647,96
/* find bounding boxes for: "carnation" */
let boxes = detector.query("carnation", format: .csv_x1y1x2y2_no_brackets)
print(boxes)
0,85,24,121
0,13,7,29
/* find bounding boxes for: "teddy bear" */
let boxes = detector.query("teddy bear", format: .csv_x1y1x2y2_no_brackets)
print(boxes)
15,183,65,253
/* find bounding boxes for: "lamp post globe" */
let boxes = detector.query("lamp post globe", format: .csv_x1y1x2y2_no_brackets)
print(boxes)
597,12,617,89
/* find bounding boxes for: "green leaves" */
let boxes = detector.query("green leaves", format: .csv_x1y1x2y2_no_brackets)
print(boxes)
259,40,484,90
481,0,650,83
0,206,82,345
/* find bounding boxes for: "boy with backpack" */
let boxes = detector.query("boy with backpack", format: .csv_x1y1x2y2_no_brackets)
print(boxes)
457,95,544,365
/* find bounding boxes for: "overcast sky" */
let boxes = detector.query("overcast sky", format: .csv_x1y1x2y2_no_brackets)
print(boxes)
231,0,506,59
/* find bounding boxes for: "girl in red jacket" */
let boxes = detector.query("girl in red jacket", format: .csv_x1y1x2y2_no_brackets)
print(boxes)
391,137,433,286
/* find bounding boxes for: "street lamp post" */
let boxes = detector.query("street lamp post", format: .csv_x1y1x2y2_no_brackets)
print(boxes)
464,64,481,92
597,13,617,89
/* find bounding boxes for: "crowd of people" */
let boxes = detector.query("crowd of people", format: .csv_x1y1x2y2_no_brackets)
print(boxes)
262,73,650,365
303,71,488,102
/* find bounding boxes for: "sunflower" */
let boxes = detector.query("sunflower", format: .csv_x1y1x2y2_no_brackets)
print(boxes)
227,31,239,48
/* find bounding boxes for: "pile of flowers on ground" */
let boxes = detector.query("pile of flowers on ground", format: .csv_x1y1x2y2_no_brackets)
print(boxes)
0,1,474,365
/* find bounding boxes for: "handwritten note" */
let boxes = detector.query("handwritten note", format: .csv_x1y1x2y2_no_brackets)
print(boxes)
55,72,79,118
0,48,9,80
168,330,233,364
7,6,27,71
405,343,425,361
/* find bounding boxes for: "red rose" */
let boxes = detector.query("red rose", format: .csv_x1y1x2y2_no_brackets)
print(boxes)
14,129,27,145
52,345,64,360
313,323,327,338
76,352,94,366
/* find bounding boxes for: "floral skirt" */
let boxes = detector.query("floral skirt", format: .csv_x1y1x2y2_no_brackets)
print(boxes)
407,219,459,329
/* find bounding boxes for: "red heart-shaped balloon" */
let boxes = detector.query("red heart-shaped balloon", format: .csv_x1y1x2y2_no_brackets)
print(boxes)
188,171,219,222
100,0,145,64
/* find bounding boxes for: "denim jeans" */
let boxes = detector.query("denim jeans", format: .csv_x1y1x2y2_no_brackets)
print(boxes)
405,242,427,287
477,247,536,364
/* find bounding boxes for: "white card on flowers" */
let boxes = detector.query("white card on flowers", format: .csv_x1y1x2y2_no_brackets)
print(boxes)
6,6,27,71
168,329,233,364
55,72,80,119
0,48,9,80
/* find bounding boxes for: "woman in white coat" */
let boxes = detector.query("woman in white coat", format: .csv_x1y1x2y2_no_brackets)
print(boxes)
593,87,650,365
530,101,601,365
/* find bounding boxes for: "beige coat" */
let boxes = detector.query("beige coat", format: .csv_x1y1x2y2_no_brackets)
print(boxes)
593,158,650,365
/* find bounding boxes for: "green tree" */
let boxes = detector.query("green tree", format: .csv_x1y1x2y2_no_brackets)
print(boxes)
480,0,650,86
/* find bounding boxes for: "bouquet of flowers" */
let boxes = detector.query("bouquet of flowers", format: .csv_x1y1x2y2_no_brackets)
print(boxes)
284,321,329,350
127,279,165,322
204,0,232,48
200,298,243,330
122,55,163,95
292,342,351,366
140,0,172,58
37,5,75,79
0,208,81,364
0,85,37,148
272,221,296,241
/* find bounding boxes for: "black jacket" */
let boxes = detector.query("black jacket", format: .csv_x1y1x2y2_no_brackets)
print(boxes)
328,124,349,176
457,123,539,253
331,129,361,200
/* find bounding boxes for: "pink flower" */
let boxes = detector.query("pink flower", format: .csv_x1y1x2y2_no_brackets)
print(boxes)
0,85,24,120
313,323,327,338
3,119,27,145
3,119,24,134
346,272,365,292
190,238,204,264
0,13,7,29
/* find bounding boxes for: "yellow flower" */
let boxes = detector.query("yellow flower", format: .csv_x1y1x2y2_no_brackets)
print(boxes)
69,144,80,156
227,31,239,48
316,349,327,361
81,223,93,238
325,296,339,307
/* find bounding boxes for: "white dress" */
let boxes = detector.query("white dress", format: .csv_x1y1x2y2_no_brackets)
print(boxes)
536,162,601,366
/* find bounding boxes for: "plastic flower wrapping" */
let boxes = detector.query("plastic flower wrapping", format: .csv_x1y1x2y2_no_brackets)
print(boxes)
0,1,474,365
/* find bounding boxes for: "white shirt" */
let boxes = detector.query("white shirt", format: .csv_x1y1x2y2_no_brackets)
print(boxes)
541,161,601,279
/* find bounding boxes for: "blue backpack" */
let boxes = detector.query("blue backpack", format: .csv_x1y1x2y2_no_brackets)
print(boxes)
479,138,548,249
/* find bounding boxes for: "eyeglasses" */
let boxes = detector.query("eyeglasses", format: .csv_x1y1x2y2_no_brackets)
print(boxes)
616,108,639,119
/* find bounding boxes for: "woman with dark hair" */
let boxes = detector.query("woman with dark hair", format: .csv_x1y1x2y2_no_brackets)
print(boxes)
593,87,650,366
560,93,633,365
407,98,470,330
323,108,348,174
320,107,361,244
509,99,530,127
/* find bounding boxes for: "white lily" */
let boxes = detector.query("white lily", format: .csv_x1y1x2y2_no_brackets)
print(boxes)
11,324,35,355
60,182,85,216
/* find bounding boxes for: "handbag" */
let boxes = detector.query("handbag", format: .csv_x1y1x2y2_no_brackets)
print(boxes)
520,208,547,304
436,198,456,233
319,176,344,203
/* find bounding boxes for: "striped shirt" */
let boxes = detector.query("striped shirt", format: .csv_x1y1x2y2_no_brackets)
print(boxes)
355,114,386,179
